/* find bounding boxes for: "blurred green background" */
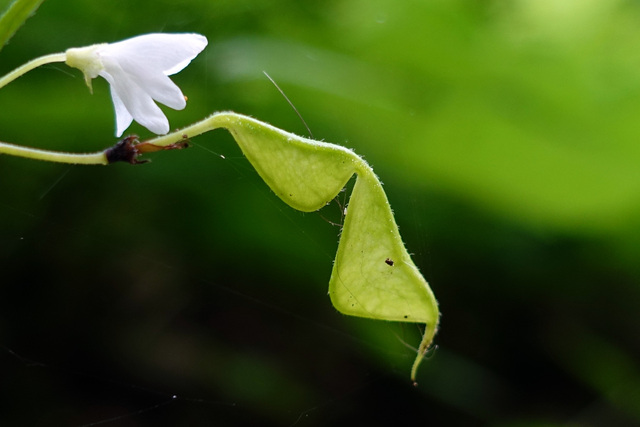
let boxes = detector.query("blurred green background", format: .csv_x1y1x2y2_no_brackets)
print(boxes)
2,0,640,425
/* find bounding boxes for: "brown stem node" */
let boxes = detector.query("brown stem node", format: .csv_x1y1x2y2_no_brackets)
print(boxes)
105,136,148,164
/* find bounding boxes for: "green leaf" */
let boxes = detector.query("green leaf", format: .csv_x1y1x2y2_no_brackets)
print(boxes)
225,115,356,212
0,0,45,52
329,170,438,324
143,112,441,381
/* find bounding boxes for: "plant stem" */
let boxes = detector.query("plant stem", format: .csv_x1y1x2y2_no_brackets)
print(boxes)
0,140,107,164
139,111,251,148
0,52,106,164
0,52,66,90
141,111,365,166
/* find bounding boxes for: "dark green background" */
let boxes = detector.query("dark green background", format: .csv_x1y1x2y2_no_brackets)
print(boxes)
2,0,640,425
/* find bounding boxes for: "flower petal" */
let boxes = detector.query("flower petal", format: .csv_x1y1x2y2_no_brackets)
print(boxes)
108,83,134,137
104,33,208,76
100,58,169,136
124,69,186,110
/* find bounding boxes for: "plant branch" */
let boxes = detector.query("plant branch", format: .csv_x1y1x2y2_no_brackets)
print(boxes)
0,140,108,164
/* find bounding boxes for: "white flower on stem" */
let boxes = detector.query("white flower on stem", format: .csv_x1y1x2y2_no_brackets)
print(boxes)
65,33,208,137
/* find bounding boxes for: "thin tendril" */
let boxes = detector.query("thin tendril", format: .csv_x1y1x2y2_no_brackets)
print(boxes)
263,70,314,138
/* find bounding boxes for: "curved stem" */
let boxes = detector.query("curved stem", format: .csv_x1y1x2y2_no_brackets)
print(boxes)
0,141,107,164
142,111,368,167
0,52,66,90
140,111,264,148
0,52,104,164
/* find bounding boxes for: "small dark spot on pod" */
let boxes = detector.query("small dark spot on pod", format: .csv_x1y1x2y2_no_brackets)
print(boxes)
404,315,408,319
385,258,394,266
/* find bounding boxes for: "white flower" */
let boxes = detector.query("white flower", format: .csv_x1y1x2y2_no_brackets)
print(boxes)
65,33,208,137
